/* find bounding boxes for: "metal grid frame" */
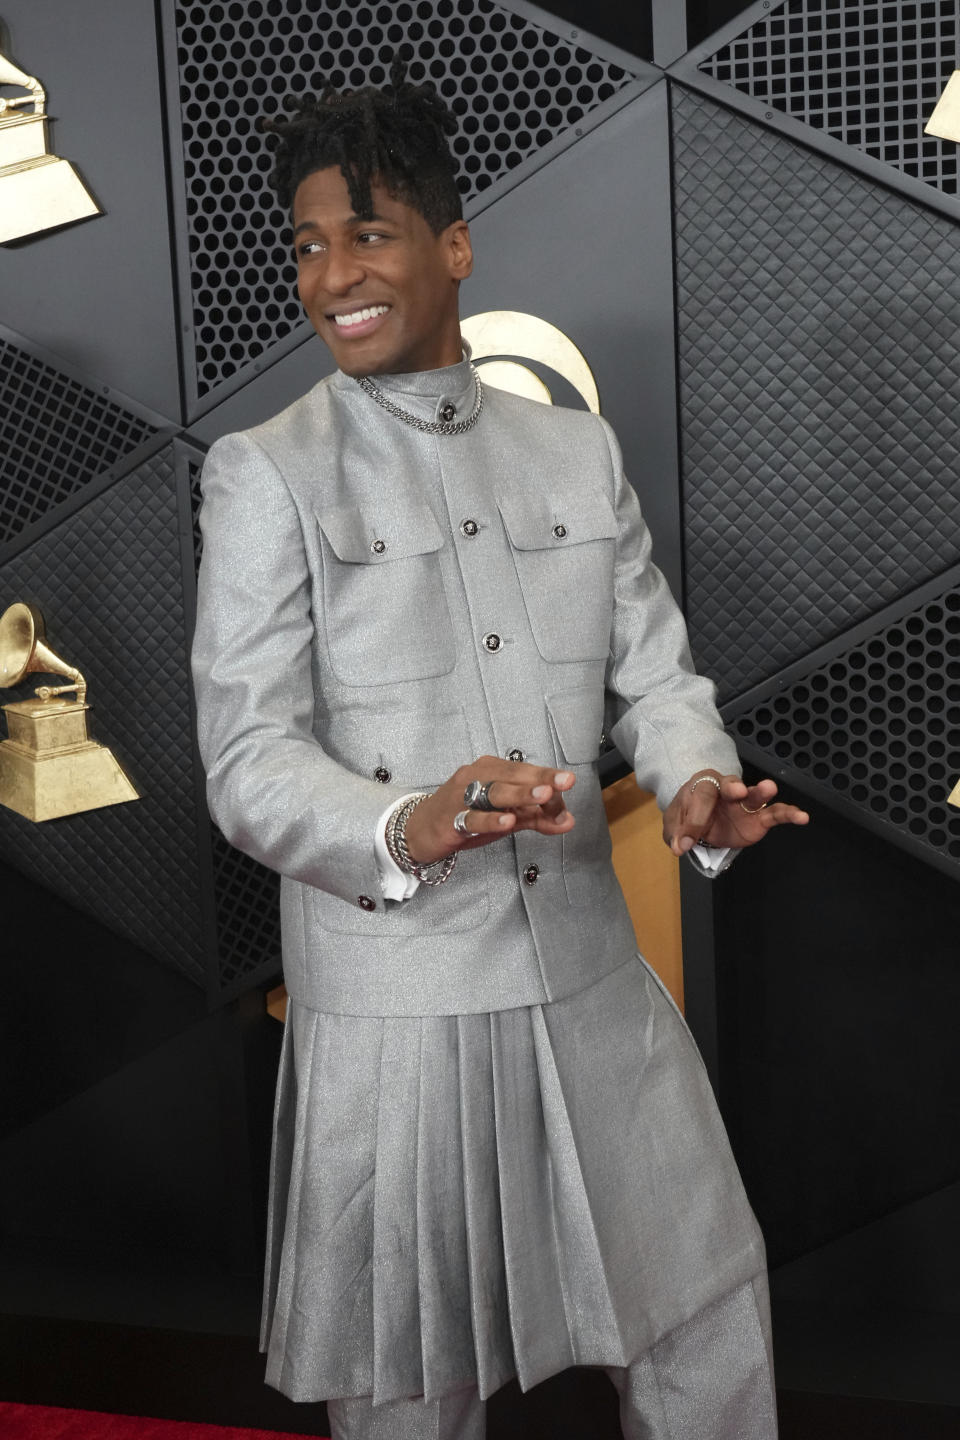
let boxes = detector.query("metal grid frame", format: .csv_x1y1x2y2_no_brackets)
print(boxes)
670,1,960,228
0,327,164,550
697,0,960,193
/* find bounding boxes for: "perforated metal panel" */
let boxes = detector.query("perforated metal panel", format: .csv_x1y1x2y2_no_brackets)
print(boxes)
698,0,960,194
0,337,159,548
171,0,635,400
672,85,960,702
0,446,209,986
727,579,960,869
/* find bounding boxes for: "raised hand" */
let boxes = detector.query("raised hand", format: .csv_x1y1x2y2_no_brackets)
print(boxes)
404,756,576,866
663,770,809,859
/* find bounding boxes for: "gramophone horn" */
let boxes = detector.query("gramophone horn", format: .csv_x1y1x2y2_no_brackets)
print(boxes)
0,602,84,696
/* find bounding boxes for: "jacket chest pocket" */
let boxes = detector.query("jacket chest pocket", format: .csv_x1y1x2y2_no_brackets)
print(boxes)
546,685,613,907
499,489,618,662
316,501,456,686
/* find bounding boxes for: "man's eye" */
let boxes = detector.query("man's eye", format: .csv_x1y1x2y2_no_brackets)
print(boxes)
298,240,324,256
356,231,385,244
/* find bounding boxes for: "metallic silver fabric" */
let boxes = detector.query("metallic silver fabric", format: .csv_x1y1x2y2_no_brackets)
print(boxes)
607,1277,777,1439
324,1279,775,1439
261,956,767,1407
328,1387,485,1440
191,357,740,1018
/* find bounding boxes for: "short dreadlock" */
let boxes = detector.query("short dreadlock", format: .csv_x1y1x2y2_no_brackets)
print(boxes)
261,60,462,235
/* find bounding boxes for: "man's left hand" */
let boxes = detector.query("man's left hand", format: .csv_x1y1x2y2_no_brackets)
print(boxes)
663,771,809,858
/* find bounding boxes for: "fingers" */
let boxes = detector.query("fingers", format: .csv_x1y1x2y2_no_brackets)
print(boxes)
457,804,575,842
480,776,573,813
664,770,725,855
756,802,810,828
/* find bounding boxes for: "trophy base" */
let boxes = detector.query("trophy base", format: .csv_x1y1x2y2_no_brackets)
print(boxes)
0,155,100,243
0,737,139,821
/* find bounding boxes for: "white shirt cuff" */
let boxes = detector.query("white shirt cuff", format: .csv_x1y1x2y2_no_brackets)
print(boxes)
688,842,736,878
375,794,421,901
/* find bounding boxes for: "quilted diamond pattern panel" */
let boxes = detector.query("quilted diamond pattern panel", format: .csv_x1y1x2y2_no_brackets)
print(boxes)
0,446,208,987
0,337,158,547
698,0,960,195
673,87,960,701
172,0,635,399
726,580,960,871
212,829,283,990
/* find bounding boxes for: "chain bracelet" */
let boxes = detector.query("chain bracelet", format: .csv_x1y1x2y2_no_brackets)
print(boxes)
386,793,458,886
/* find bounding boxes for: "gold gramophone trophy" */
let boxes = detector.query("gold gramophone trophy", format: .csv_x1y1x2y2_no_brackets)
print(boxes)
0,603,138,821
0,43,100,243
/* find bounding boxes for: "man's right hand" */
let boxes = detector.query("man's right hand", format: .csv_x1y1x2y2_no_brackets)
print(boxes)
404,757,576,866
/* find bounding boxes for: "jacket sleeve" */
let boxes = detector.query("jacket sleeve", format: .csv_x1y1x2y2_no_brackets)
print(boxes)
191,431,410,901
599,417,741,810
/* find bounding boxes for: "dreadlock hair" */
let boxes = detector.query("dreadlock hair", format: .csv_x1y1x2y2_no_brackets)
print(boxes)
261,60,463,235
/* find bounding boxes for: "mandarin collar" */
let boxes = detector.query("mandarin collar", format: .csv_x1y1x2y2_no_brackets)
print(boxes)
332,343,474,404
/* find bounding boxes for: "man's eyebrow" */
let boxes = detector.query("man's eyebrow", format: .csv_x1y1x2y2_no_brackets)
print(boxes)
293,212,390,238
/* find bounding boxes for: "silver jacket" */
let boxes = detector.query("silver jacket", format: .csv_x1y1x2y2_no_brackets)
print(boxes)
191,354,740,1016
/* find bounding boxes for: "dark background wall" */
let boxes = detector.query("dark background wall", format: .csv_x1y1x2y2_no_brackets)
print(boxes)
1,0,959,1434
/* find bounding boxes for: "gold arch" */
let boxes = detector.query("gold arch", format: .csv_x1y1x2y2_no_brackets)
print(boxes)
461,311,600,414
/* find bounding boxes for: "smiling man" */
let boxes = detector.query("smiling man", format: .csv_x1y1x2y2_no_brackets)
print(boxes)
191,66,806,1440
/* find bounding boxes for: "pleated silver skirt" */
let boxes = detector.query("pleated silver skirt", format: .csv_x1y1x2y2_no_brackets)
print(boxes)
261,955,766,1405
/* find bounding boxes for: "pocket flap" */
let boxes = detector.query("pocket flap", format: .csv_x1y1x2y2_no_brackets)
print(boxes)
498,489,618,551
320,706,471,787
546,686,605,764
317,502,445,563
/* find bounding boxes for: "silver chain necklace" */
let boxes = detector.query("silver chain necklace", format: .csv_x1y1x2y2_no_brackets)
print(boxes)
356,365,484,435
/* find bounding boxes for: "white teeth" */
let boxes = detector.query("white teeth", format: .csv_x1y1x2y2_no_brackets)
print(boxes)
333,304,389,328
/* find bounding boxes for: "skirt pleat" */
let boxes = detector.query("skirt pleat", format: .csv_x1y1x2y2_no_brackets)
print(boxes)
260,956,766,1406
456,1013,513,1403
371,1019,423,1401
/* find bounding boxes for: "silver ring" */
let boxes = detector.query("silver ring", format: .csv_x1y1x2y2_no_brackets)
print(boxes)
690,775,721,795
454,809,479,836
463,779,498,811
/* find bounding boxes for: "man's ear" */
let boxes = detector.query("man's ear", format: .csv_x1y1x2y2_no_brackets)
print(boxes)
445,219,473,281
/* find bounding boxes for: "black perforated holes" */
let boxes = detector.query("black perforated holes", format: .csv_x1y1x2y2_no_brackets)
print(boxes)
731,589,960,866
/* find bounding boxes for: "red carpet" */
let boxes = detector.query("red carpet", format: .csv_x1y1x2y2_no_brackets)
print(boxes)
0,1404,326,1440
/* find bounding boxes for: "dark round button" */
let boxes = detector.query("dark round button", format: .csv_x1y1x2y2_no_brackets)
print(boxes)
506,748,525,763
522,863,540,885
482,632,502,653
552,523,567,539
440,403,456,423
358,895,377,911
460,519,479,538
374,766,391,783
371,538,387,555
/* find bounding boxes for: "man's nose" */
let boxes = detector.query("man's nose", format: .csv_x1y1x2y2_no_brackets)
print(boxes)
324,243,365,294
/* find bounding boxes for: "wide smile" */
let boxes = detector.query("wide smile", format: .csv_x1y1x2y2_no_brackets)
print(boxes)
326,303,392,339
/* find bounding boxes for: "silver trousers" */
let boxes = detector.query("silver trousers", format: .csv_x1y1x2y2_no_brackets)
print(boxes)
327,1277,778,1440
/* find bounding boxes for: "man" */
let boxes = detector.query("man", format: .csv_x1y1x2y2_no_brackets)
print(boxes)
192,66,808,1440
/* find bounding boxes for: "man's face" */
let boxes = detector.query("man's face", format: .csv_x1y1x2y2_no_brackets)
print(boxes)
293,166,473,377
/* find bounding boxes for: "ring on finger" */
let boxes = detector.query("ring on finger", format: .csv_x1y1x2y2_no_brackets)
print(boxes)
739,800,769,814
463,779,499,812
453,809,480,837
690,775,721,794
